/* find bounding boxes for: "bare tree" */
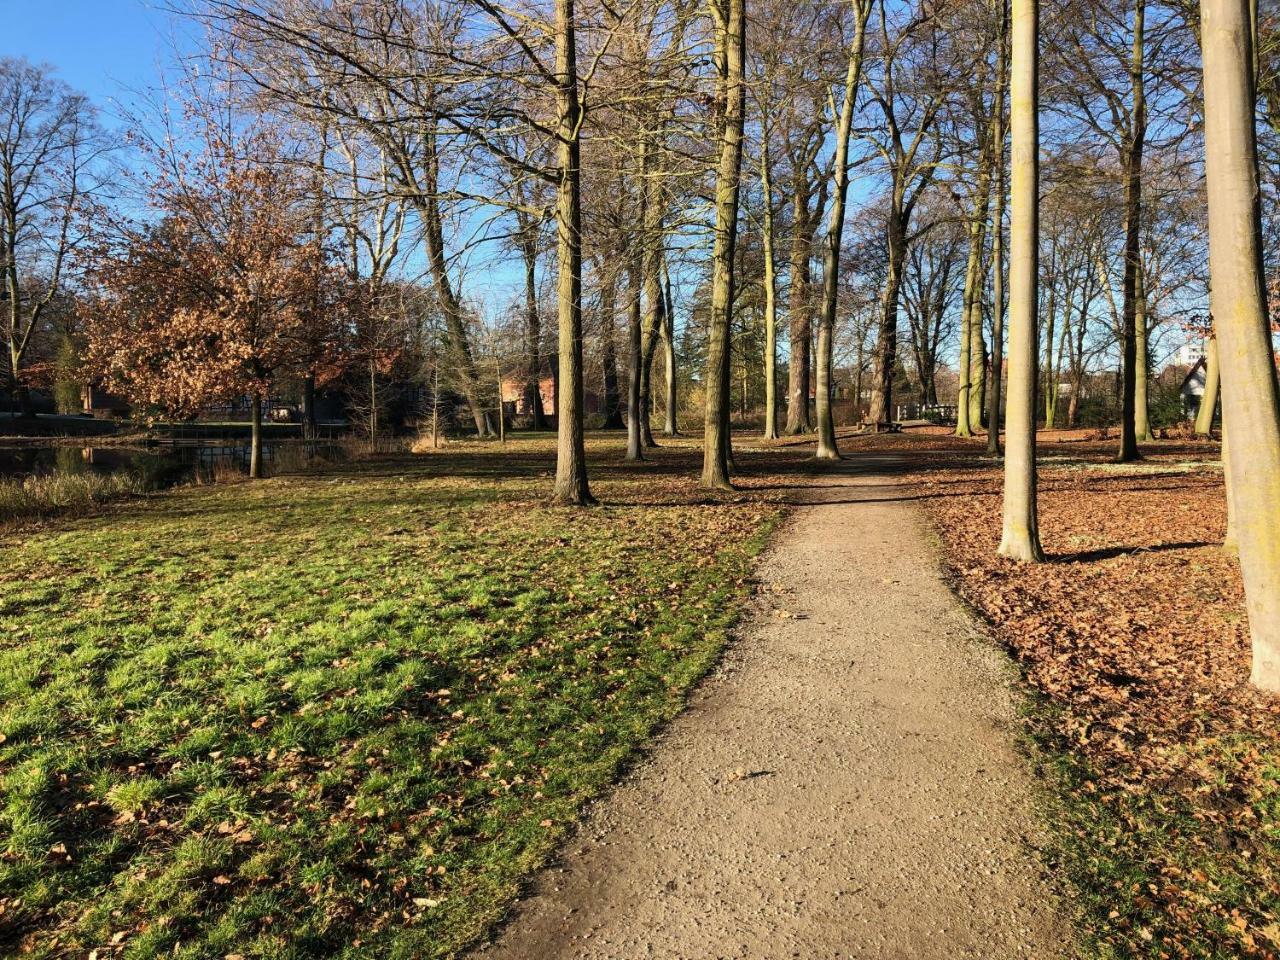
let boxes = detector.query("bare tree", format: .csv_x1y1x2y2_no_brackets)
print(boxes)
862,3,958,427
814,0,875,459
0,58,105,415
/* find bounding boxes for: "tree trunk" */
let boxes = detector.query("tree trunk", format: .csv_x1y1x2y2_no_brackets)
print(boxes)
761,140,780,441
785,180,814,434
520,229,546,430
600,267,625,429
249,393,263,480
1118,0,1147,462
987,0,1009,456
553,0,593,505
1052,298,1071,428
431,363,441,448
956,132,994,438
302,372,317,439
1042,276,1056,427
626,256,645,461
640,201,664,450
998,0,1045,562
1195,336,1220,435
1067,295,1089,428
415,151,491,438
814,0,872,459
866,202,906,427
969,290,989,429
1222,425,1238,552
1201,0,1280,689
1134,258,1154,441
496,358,506,445
662,264,679,435
369,358,378,445
700,0,746,490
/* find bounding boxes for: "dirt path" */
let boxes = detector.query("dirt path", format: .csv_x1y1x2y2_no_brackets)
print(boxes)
475,459,1071,959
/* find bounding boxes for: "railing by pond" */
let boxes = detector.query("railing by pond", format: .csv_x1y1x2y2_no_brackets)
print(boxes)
894,403,958,424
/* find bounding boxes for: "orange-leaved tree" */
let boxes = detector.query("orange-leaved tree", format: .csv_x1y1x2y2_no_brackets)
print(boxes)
85,127,347,478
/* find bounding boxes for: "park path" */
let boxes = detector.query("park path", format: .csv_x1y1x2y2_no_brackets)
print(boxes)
474,457,1072,959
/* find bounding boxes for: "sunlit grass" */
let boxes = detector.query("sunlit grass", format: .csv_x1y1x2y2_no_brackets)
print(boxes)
0,434,783,958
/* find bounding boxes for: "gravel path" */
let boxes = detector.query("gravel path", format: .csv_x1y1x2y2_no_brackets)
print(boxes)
475,458,1072,959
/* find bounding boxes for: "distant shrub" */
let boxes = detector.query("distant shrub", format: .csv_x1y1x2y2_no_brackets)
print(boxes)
0,471,149,525
410,427,449,453
192,457,246,486
1148,379,1187,429
1075,395,1119,429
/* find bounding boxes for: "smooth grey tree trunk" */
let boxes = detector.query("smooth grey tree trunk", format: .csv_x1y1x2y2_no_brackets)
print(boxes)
1195,336,1220,435
998,0,1045,562
1200,0,1280,689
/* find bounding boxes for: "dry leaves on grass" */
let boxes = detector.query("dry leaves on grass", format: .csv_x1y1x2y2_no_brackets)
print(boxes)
910,434,1280,958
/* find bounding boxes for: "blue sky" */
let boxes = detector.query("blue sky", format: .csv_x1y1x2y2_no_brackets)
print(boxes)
0,2,540,315
1,0,181,125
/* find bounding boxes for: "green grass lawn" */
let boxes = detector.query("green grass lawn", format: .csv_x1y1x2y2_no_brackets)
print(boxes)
0,435,783,958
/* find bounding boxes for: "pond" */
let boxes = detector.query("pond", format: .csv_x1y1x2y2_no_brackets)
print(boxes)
0,441,347,485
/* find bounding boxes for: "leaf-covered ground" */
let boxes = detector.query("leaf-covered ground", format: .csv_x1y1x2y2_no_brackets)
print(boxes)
7,424,1277,959
0,434,783,959
904,429,1280,959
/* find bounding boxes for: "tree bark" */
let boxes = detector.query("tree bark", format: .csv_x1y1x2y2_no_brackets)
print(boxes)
662,264,679,435
1043,277,1058,427
1201,0,1280,689
969,284,989,429
866,200,906,427
1118,0,1147,462
785,176,815,434
1195,336,1220,435
519,221,547,430
956,129,995,438
416,146,492,438
814,0,872,459
639,155,663,449
249,393,263,480
701,0,747,489
600,265,625,429
1222,425,1238,552
1134,257,1154,440
987,0,1009,456
998,0,1045,562
626,253,645,461
302,373,317,439
761,139,780,440
553,0,593,505
639,282,662,449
